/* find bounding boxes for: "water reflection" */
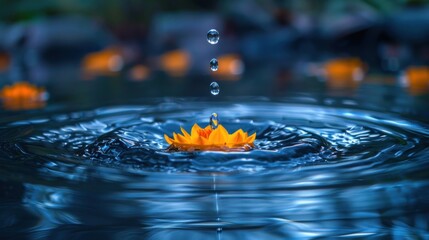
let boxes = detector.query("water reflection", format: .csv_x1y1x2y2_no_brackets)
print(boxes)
18,168,429,239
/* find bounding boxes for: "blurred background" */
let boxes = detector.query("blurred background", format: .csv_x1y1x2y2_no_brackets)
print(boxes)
0,0,429,119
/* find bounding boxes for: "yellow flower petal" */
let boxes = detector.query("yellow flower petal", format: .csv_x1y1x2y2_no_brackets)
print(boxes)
175,133,188,143
231,129,245,143
217,124,229,139
246,132,256,143
180,127,191,138
227,129,239,143
164,134,173,144
193,134,205,145
209,127,227,145
191,123,202,138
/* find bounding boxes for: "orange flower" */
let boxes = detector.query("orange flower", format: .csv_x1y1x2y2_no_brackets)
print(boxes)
164,124,256,151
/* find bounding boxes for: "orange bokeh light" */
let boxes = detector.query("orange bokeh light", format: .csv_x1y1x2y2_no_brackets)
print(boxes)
82,47,124,79
129,64,150,81
0,53,10,72
324,58,365,89
403,66,429,95
0,82,47,110
211,54,244,81
159,50,190,77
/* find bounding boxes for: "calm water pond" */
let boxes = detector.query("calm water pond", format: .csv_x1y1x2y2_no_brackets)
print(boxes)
0,97,428,239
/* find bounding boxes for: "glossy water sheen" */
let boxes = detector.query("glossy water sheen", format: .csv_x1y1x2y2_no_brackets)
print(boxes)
0,99,429,239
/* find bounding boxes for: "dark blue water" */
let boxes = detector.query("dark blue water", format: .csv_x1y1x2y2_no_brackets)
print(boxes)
1,98,429,239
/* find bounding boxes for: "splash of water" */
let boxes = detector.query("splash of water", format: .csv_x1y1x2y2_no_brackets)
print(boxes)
210,112,219,130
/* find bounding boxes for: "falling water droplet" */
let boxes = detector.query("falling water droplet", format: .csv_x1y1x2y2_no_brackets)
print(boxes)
210,58,219,71
207,29,219,44
210,82,220,95
217,228,222,233
210,113,219,129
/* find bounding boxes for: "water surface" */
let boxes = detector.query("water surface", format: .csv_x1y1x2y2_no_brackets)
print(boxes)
1,98,428,239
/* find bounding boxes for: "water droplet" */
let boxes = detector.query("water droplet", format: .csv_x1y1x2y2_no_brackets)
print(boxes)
210,113,219,130
207,29,219,44
217,228,222,233
210,58,219,71
210,82,220,95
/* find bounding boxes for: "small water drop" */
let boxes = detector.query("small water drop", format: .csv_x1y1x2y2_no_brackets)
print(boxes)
210,58,219,71
207,29,219,44
217,228,222,233
210,82,220,95
210,113,219,130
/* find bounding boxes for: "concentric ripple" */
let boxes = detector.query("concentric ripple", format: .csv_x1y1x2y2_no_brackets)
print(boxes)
0,99,428,239
6,100,427,175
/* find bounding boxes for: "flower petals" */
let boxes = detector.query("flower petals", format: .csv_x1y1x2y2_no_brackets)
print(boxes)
180,127,191,138
246,133,256,143
175,133,188,143
228,130,240,143
191,123,202,141
209,128,225,145
166,124,256,151
191,123,202,136
232,129,245,143
164,134,173,144
217,124,229,139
